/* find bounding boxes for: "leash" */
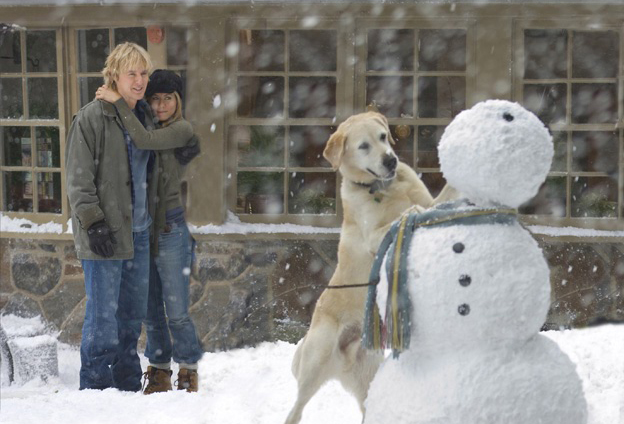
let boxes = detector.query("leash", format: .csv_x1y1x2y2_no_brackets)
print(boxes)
326,282,375,290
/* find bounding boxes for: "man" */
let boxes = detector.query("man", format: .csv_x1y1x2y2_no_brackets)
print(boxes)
66,42,180,391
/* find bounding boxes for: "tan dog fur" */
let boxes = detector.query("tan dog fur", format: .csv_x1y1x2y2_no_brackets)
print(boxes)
284,112,457,424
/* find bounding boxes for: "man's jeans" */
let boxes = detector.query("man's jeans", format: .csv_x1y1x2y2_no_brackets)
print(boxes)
79,228,150,391
144,215,203,366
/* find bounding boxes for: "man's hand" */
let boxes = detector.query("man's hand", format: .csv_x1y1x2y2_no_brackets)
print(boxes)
87,220,116,258
174,134,201,166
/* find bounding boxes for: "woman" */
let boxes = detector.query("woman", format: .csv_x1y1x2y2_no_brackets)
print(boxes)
96,69,203,394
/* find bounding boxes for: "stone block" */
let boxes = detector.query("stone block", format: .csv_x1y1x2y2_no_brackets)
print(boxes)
57,300,85,345
41,279,85,330
2,293,42,318
543,242,619,328
63,264,83,276
202,271,270,351
271,242,332,326
12,253,61,296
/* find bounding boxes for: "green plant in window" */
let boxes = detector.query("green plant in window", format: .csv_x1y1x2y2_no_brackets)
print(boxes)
291,188,335,214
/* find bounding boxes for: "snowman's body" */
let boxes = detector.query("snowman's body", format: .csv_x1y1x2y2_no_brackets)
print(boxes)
364,221,587,424
362,100,587,424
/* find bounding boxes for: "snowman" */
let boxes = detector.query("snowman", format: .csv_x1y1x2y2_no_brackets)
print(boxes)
361,100,587,424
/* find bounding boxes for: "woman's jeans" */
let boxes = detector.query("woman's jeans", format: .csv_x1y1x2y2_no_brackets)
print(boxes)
79,228,150,391
144,212,203,367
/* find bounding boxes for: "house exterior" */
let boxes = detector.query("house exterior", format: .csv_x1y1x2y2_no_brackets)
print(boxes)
1,0,623,350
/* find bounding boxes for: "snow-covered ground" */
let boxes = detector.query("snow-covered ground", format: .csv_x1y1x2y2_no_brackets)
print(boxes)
1,318,623,424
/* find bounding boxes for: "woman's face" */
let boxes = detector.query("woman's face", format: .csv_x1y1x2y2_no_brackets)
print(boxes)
149,92,177,122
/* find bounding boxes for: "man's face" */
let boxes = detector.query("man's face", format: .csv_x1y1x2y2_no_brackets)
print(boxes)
115,66,149,106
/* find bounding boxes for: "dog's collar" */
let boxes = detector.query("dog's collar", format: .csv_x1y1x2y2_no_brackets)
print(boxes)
352,178,393,195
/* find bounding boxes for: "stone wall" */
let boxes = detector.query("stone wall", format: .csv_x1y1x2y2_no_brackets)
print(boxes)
0,235,622,350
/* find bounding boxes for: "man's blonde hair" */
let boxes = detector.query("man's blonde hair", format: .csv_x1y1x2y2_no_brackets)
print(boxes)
102,42,153,90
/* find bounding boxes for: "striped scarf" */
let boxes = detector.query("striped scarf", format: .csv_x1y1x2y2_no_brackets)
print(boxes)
362,199,518,358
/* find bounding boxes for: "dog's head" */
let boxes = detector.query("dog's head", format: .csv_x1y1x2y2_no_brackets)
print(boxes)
323,111,399,184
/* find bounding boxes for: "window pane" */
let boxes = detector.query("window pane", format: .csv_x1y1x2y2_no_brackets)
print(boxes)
571,83,618,124
420,172,448,198
235,126,284,167
367,29,414,71
418,29,466,71
288,172,336,214
290,30,337,72
523,83,567,124
417,125,445,168
114,27,147,50
572,131,619,174
36,127,61,168
289,77,336,118
519,176,566,217
0,78,24,119
2,126,31,166
28,77,58,119
78,76,103,108
167,27,188,66
238,30,284,72
237,171,284,214
571,176,618,218
77,29,109,73
524,29,567,79
572,31,619,78
3,171,33,212
367,76,413,118
37,172,62,213
0,30,21,73
418,76,465,118
390,125,414,167
26,30,57,73
237,76,284,118
289,126,334,168
551,131,567,172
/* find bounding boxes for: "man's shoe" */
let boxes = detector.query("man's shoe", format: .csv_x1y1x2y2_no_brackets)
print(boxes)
176,368,198,392
142,366,172,395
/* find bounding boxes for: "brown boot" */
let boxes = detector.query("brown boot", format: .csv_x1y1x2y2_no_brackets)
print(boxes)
176,368,198,392
142,366,172,395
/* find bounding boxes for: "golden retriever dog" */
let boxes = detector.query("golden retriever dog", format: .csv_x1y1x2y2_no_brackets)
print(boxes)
284,112,457,424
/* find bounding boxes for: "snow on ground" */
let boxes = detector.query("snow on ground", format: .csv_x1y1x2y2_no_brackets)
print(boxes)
1,320,623,424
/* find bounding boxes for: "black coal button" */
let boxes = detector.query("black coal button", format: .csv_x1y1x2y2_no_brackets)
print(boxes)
459,275,471,287
453,242,465,253
458,304,470,316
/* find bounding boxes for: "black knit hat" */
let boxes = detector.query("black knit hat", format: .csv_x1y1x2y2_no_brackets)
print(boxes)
146,69,183,100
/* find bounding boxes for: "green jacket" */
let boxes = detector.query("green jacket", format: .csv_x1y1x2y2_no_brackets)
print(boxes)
66,99,158,260
111,99,196,252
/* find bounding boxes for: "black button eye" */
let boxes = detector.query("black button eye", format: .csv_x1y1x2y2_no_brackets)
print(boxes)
503,112,514,122
359,142,370,150
380,133,387,141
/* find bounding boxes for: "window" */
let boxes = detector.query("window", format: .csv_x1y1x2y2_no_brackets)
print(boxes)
74,27,148,108
356,23,471,197
517,25,623,224
228,24,339,223
1,28,64,216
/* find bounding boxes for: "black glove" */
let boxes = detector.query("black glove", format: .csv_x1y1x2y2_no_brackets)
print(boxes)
87,220,116,258
174,134,200,166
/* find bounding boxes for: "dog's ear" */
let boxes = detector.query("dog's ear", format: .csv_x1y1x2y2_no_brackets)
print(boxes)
372,112,395,145
323,129,347,169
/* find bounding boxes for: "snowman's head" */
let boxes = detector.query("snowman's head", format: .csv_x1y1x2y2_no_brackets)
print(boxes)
439,100,553,208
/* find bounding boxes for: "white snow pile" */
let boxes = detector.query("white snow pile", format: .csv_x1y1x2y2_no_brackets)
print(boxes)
0,313,622,424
